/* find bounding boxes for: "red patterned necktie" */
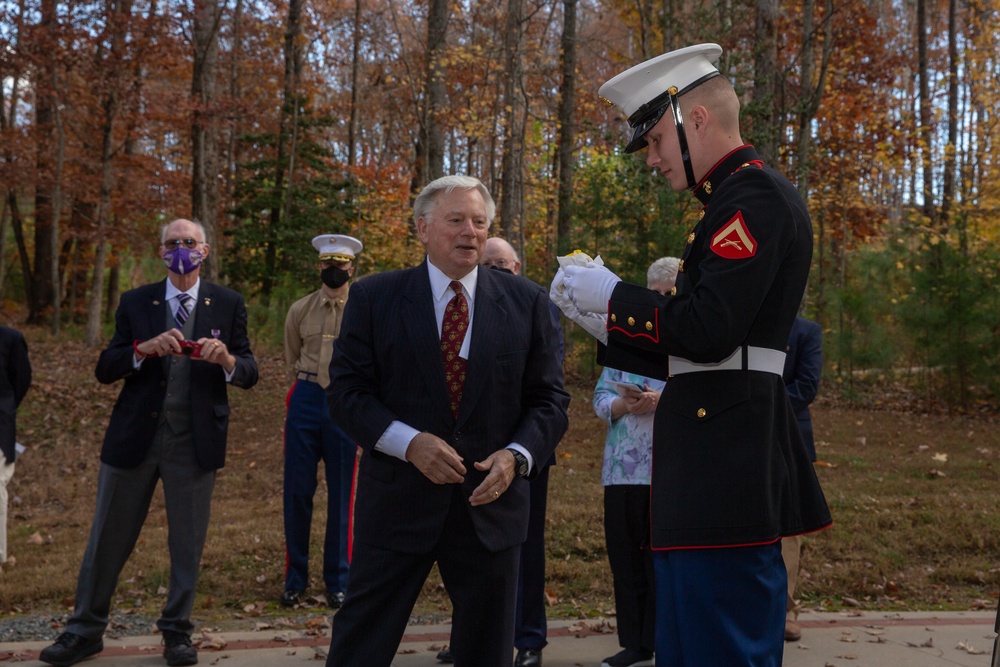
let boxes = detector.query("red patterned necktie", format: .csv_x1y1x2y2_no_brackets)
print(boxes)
440,280,469,418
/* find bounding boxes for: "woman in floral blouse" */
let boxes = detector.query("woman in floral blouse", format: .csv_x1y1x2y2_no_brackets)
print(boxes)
591,257,677,667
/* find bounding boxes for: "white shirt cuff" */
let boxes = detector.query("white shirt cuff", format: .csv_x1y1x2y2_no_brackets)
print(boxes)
375,421,421,461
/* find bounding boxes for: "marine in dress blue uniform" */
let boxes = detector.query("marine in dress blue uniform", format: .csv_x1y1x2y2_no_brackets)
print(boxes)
281,234,363,609
553,44,832,667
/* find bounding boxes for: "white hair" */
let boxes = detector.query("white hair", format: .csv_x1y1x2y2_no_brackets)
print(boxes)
413,175,496,226
647,256,680,288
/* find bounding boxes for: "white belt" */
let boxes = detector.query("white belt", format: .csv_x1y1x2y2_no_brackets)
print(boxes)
669,346,786,376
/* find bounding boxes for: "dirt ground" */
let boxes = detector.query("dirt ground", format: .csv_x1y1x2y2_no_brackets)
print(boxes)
3,330,999,628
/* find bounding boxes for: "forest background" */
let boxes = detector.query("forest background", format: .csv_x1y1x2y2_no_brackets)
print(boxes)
1,0,998,404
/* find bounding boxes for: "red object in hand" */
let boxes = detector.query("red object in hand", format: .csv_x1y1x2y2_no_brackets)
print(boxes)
179,340,203,358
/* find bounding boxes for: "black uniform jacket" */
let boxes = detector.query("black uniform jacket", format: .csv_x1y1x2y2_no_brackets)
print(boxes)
327,262,569,554
94,279,258,471
600,145,832,550
0,327,31,464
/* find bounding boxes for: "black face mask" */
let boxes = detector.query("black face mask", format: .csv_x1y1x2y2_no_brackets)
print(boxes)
321,265,351,289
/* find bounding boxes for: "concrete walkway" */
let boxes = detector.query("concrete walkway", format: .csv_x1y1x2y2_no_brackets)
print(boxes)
2,611,996,666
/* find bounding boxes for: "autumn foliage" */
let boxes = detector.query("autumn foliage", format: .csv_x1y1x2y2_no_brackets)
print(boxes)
0,0,997,404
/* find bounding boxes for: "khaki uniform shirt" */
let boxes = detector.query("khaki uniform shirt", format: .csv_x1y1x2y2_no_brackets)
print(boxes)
284,286,349,388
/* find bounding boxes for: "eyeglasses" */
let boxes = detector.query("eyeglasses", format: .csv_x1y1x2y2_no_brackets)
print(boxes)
483,258,513,269
163,238,202,249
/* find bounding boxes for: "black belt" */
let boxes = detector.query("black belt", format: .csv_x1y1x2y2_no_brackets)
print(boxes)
296,371,319,383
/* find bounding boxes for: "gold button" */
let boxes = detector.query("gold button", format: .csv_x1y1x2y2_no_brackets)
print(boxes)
704,181,712,194
699,210,705,219
678,260,685,272
697,408,707,418
670,287,677,296
645,321,653,331
627,317,635,327
610,314,617,323
687,232,695,244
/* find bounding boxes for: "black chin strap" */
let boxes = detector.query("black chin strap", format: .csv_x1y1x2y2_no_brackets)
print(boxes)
667,86,697,190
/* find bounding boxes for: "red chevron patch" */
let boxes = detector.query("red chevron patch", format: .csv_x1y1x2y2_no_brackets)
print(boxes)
710,212,757,259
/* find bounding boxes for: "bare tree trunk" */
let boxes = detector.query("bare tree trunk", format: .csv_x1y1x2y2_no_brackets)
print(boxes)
263,0,303,298
634,0,654,59
499,0,525,253
555,0,577,257
0,26,22,301
795,0,833,200
916,0,934,223
752,0,779,163
661,0,677,53
223,0,243,209
86,0,131,345
50,72,65,335
347,0,363,167
29,0,58,322
940,0,957,221
191,0,222,281
414,0,448,189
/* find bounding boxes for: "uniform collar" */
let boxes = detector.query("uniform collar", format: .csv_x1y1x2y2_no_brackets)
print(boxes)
321,283,350,306
692,145,762,206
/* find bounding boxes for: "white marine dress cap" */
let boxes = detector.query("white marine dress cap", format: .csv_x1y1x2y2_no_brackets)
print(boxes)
599,43,723,153
311,234,363,261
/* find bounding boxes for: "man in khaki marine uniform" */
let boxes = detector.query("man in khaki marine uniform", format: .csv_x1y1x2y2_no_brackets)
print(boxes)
282,234,363,609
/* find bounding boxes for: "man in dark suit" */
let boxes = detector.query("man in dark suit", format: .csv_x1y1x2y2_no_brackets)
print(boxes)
781,315,823,641
325,175,569,667
437,236,565,667
40,218,258,667
0,325,31,568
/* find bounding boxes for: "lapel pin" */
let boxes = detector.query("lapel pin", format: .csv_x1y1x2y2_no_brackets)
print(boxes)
204,297,212,306
211,329,220,339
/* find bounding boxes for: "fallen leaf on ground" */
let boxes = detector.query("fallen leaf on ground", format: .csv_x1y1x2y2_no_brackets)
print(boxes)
956,640,984,654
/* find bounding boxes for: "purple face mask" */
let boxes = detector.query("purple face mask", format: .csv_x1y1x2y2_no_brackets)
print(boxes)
163,247,204,275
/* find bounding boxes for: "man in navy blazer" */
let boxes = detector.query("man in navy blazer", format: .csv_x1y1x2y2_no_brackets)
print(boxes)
781,315,823,642
41,218,257,667
325,175,570,666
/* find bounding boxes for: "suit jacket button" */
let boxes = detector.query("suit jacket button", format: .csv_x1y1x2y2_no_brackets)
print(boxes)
151,412,159,418
696,408,707,418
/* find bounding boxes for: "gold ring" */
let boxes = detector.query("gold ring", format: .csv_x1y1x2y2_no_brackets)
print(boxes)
494,490,499,498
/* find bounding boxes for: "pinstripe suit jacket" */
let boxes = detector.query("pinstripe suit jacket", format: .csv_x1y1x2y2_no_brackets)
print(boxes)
327,261,569,554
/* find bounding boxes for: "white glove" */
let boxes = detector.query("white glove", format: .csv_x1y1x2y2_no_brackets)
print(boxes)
563,263,621,314
550,272,608,344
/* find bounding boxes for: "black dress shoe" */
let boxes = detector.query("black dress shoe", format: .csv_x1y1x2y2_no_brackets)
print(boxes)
39,632,104,667
328,591,346,608
280,589,302,607
436,646,454,663
514,648,542,667
162,630,198,666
